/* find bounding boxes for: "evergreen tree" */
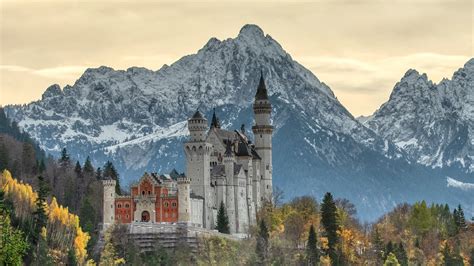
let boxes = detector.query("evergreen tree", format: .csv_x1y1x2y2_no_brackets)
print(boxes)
0,214,29,265
79,198,96,233
0,143,9,171
307,224,320,265
96,167,102,180
442,244,453,266
59,147,70,167
384,241,394,261
216,201,230,234
21,142,35,176
104,161,121,195
372,227,385,263
383,252,400,266
33,175,49,244
321,192,340,264
395,242,408,266
454,204,467,232
83,156,94,175
74,161,82,177
256,219,269,265
38,159,46,174
67,248,78,266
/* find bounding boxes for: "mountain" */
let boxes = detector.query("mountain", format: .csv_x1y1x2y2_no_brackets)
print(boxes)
361,59,474,174
5,25,473,221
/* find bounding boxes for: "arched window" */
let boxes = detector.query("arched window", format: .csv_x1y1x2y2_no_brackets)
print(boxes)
142,191,145,195
125,203,130,208
148,191,151,195
117,203,122,208
172,202,177,208
164,202,169,208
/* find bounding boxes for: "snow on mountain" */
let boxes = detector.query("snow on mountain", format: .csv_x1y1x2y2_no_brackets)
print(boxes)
5,25,473,221
363,59,474,173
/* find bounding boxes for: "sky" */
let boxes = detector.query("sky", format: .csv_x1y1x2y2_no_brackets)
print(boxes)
0,0,472,116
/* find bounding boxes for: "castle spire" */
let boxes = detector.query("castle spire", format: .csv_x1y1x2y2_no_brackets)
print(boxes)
255,71,269,100
224,139,233,157
210,108,221,129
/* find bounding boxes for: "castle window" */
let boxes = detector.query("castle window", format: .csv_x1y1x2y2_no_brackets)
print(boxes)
260,134,262,138
142,191,145,195
111,193,113,197
172,202,177,208
117,203,122,208
125,203,130,208
266,165,269,170
126,215,129,219
148,191,151,195
164,202,169,208
111,204,113,208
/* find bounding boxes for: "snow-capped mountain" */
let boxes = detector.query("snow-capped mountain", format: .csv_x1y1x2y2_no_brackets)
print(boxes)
362,59,474,173
5,25,473,221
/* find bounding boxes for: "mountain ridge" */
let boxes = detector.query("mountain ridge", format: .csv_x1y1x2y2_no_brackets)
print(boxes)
5,24,473,221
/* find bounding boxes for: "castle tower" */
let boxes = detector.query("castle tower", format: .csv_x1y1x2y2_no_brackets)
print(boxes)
184,110,213,228
177,176,191,223
223,140,237,233
252,73,273,203
102,179,116,229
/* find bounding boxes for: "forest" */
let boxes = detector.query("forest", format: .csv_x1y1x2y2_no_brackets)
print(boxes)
0,107,473,265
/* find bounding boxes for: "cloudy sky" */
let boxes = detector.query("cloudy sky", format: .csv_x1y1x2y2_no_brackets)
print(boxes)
0,0,472,116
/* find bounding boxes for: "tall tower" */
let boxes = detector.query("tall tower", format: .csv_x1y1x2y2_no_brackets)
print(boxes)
223,140,236,233
184,110,213,228
252,73,273,203
177,176,191,223
102,179,116,230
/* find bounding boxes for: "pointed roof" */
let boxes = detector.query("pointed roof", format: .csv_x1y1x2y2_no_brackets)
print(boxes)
255,71,269,100
191,110,205,120
210,108,221,128
224,139,233,157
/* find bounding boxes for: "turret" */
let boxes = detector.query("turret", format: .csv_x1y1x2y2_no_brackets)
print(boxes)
210,108,221,129
177,176,191,223
188,110,207,142
184,110,213,228
252,72,273,203
223,139,237,233
102,179,116,230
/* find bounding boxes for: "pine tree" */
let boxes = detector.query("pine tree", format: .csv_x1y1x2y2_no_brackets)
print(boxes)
256,219,269,265
443,244,453,266
104,161,121,195
0,143,9,171
38,159,46,174
372,227,384,263
59,147,70,167
74,161,82,177
395,242,408,266
454,205,466,232
83,156,94,175
67,248,78,266
384,241,394,261
307,224,320,265
33,175,49,244
96,167,102,180
321,192,340,265
0,214,29,265
216,201,230,234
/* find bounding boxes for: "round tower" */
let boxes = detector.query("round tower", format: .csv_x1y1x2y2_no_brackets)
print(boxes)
102,179,116,229
188,110,207,142
252,72,273,203
177,176,191,223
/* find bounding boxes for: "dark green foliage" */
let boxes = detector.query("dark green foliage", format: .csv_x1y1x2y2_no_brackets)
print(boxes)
33,175,49,244
103,161,121,195
216,201,230,234
395,242,408,266
384,241,394,261
442,243,464,266
96,167,102,180
83,156,94,175
74,161,82,177
60,148,70,167
256,219,269,265
67,249,78,266
372,227,384,262
79,198,96,233
0,143,9,171
38,159,46,174
321,192,340,264
453,205,467,233
307,224,319,265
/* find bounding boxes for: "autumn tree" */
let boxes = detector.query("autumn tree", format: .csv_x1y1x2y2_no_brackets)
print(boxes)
216,201,230,234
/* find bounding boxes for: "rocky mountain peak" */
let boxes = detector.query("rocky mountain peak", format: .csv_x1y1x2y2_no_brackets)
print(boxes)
41,84,62,100
238,24,265,39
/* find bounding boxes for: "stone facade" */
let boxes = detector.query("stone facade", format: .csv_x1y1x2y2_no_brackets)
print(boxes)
102,74,273,234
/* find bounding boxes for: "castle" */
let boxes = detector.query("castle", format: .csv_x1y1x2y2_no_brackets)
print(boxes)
102,74,273,234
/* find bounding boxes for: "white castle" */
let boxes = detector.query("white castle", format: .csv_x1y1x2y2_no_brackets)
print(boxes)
102,74,273,234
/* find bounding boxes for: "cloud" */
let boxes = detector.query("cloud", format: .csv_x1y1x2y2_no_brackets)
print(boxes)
1,64,88,79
